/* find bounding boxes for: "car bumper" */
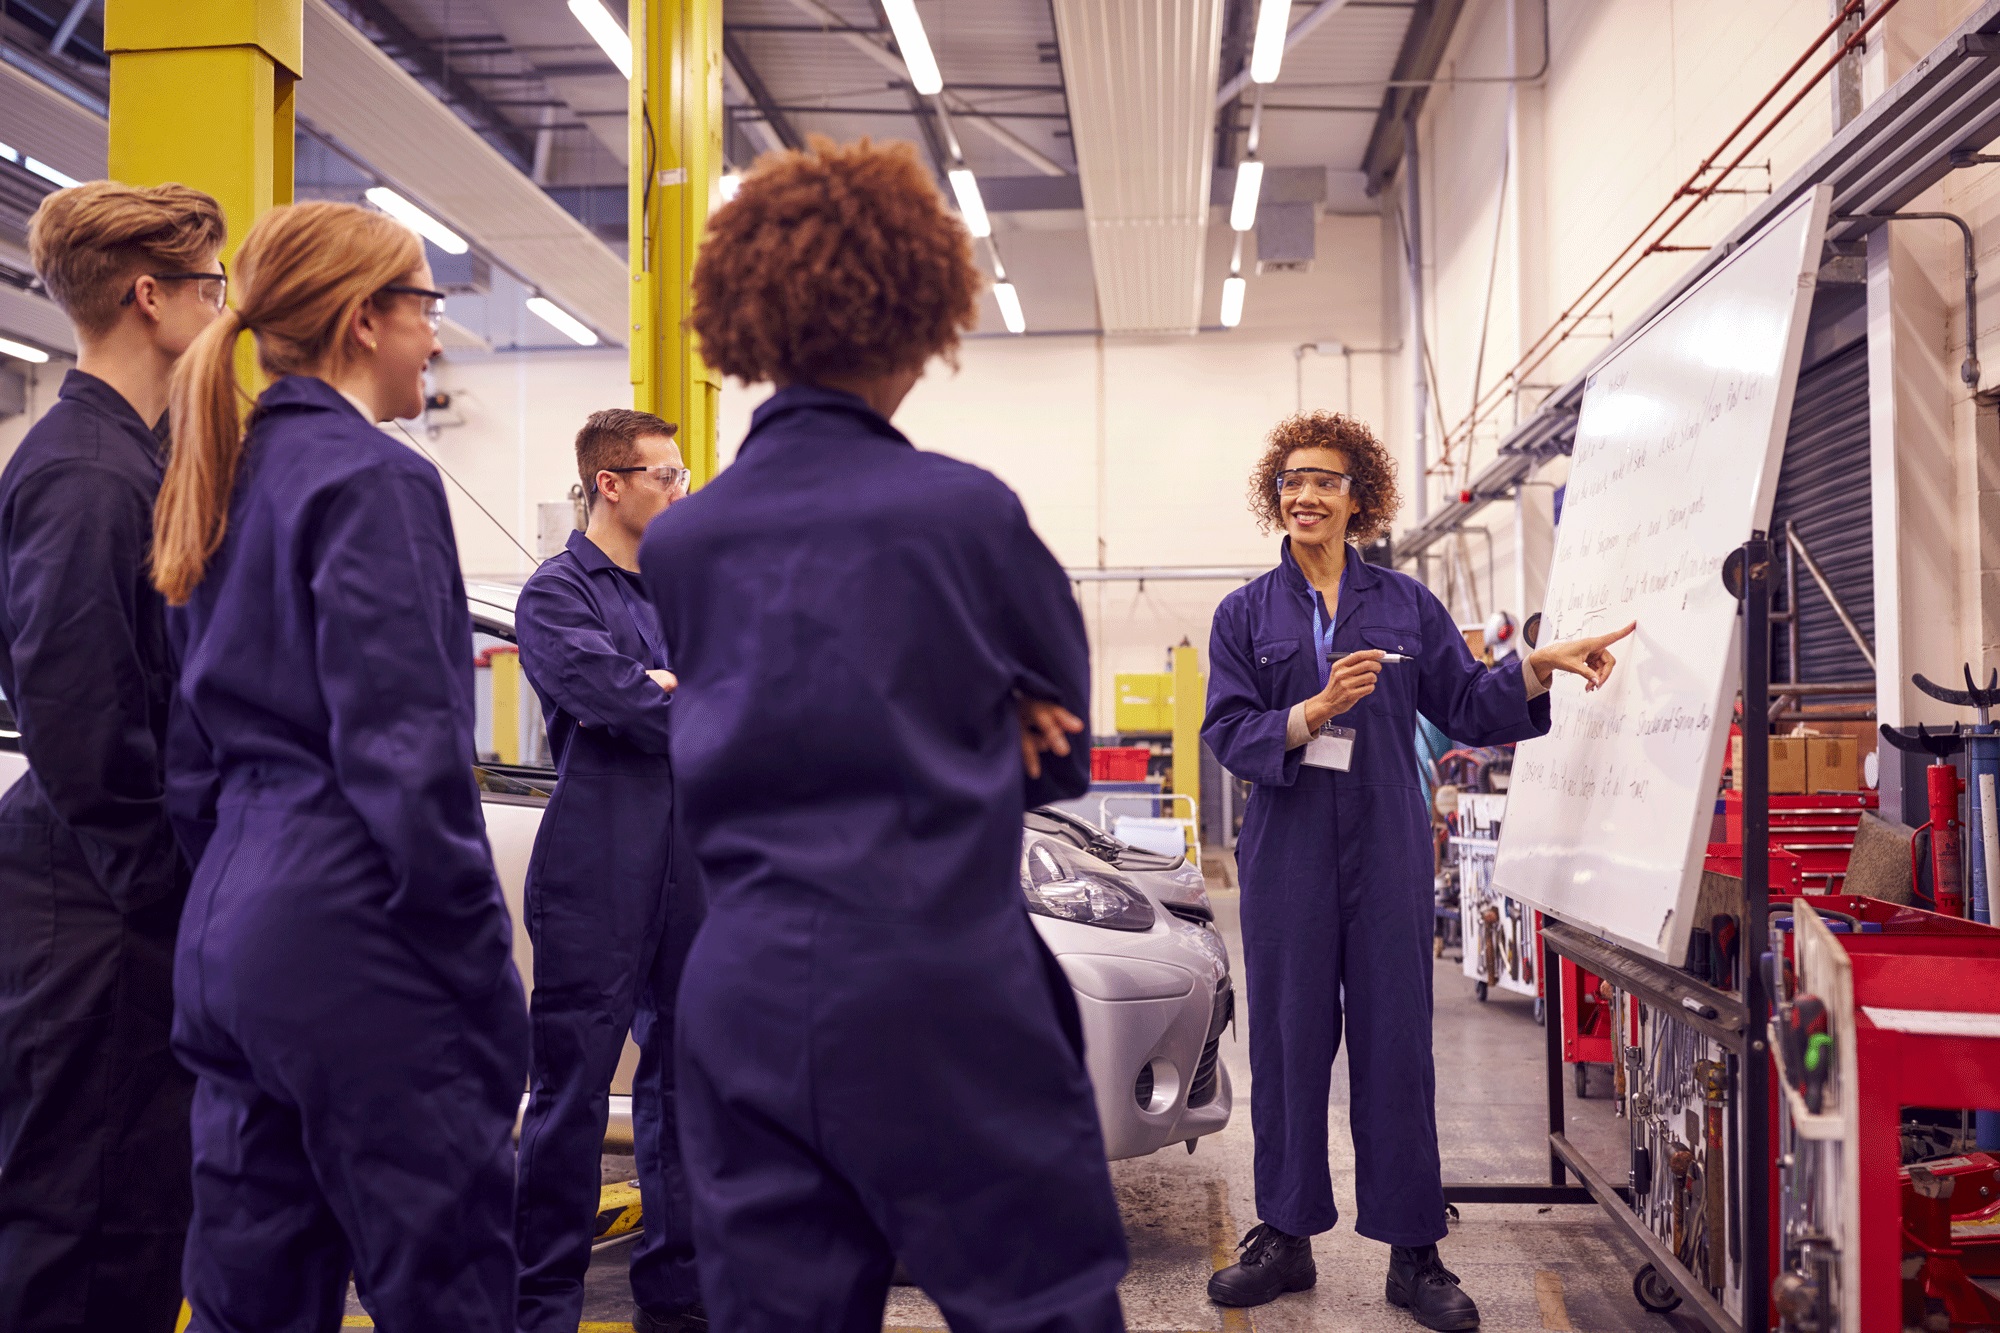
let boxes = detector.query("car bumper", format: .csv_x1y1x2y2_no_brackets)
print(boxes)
1033,913,1235,1160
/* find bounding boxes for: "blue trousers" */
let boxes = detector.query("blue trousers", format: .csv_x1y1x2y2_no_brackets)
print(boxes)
173,804,529,1333
677,906,1128,1333
0,820,190,1333
515,845,701,1329
1240,850,1447,1245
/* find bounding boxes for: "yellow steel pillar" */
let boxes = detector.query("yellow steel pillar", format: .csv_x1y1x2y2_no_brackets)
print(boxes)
631,0,723,485
1171,645,1204,845
104,0,300,261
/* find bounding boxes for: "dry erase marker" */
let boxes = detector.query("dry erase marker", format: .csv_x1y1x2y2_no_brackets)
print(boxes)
1376,653,1411,664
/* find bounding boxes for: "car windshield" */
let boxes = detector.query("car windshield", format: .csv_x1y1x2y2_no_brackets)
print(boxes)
472,619,557,805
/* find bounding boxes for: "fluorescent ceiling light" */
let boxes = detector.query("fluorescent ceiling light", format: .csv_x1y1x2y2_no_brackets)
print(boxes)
947,169,992,238
993,281,1026,334
0,336,48,363
719,173,742,202
1229,160,1264,233
881,0,943,95
25,158,77,189
1250,0,1291,83
1219,276,1246,328
364,186,469,256
0,143,17,163
526,296,599,346
567,0,632,79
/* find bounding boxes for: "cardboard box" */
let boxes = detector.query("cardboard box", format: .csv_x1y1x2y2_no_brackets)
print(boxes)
1733,734,1807,793
1806,734,1859,793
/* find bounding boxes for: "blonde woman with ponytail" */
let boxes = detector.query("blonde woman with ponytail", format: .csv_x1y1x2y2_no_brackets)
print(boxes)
153,201,528,1332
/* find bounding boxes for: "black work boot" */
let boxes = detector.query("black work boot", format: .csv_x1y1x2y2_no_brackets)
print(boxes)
1207,1222,1316,1307
1386,1244,1479,1330
634,1303,709,1333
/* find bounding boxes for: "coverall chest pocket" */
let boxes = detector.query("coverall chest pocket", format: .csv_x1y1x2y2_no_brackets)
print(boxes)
1252,638,1303,708
1356,624,1422,719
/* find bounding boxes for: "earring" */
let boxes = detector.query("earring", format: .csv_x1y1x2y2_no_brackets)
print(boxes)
365,340,377,352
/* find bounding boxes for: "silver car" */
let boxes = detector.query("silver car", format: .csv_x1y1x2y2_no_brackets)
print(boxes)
467,580,1232,1161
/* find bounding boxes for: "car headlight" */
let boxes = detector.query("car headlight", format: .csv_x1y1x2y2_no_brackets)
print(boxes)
1020,837,1156,931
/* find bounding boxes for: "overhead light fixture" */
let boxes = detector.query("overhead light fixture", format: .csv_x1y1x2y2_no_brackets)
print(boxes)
1219,276,1246,328
0,143,18,164
567,0,632,80
1250,0,1291,84
364,186,469,256
0,336,49,364
993,281,1026,334
526,296,599,346
948,168,992,238
1230,160,1265,233
25,158,78,189
719,173,743,202
881,0,943,95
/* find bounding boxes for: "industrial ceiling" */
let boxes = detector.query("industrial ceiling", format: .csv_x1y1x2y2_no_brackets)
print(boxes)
0,0,1458,353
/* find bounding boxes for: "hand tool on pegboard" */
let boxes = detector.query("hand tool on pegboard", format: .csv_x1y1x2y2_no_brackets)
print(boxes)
1879,720,1969,916
1696,1059,1729,1290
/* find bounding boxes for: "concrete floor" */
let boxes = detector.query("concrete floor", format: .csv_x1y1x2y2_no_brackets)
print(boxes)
346,884,1701,1331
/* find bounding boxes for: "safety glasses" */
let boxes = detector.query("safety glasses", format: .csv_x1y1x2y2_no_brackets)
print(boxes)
1275,467,1353,497
120,264,228,310
603,462,691,492
378,283,448,332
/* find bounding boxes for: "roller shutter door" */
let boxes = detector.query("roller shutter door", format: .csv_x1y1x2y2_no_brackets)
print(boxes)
1770,341,1874,685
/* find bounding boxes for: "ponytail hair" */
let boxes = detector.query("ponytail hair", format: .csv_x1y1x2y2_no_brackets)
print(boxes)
153,201,423,604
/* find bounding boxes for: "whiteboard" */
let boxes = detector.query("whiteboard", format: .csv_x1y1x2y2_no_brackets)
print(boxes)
1493,186,1831,962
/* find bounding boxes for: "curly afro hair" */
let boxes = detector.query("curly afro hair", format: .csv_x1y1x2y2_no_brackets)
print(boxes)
1247,410,1402,543
690,137,982,386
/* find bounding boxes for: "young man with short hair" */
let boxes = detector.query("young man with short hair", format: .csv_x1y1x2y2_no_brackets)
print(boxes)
514,408,705,1333
0,180,227,1332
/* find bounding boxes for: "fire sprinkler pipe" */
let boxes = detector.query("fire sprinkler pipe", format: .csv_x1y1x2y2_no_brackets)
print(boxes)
1853,210,1981,389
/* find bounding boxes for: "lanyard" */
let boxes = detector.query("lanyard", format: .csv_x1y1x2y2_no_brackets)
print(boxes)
1310,593,1337,690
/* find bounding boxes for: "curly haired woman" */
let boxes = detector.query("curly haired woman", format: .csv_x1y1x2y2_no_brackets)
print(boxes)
637,137,1127,1333
1201,411,1632,1328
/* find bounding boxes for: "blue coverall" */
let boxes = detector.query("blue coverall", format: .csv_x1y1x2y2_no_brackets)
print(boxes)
514,528,701,1329
639,383,1128,1333
0,370,191,1332
1203,540,1549,1246
166,375,529,1332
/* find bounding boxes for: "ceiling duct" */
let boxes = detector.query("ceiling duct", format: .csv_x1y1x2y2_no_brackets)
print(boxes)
299,1,626,344
1051,0,1224,334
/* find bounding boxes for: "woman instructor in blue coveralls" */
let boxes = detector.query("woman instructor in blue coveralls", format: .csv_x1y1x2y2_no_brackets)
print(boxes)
640,137,1129,1333
153,202,527,1331
1202,411,1632,1330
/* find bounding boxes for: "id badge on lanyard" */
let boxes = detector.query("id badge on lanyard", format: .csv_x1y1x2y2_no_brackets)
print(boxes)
1300,594,1356,771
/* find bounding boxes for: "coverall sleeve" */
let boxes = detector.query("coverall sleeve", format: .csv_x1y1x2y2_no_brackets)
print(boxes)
1413,586,1551,746
1,459,179,911
309,468,506,991
515,574,674,755
991,495,1091,807
1202,596,1304,788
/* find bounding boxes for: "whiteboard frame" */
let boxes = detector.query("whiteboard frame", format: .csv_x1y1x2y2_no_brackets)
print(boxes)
1495,184,1833,962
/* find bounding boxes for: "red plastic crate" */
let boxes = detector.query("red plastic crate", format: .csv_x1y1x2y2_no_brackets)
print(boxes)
1091,746,1150,782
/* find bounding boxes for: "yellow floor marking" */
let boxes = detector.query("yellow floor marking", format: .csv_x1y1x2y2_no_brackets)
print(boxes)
1533,1268,1574,1330
1206,1179,1255,1333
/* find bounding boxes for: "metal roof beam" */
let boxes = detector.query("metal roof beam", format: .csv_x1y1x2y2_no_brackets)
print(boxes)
722,29,804,152
1359,0,1469,194
333,0,535,168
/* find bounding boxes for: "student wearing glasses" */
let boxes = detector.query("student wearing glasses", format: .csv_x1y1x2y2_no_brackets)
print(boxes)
1201,411,1632,1330
152,201,527,1331
512,409,704,1333
0,180,225,1333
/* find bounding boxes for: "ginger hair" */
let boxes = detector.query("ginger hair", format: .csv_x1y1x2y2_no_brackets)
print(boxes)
1247,410,1402,543
27,181,226,337
153,201,422,604
689,137,981,385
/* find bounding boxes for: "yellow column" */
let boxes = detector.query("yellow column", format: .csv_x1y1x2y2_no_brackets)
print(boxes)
104,0,301,260
490,649,523,766
1171,645,1203,845
631,0,723,485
